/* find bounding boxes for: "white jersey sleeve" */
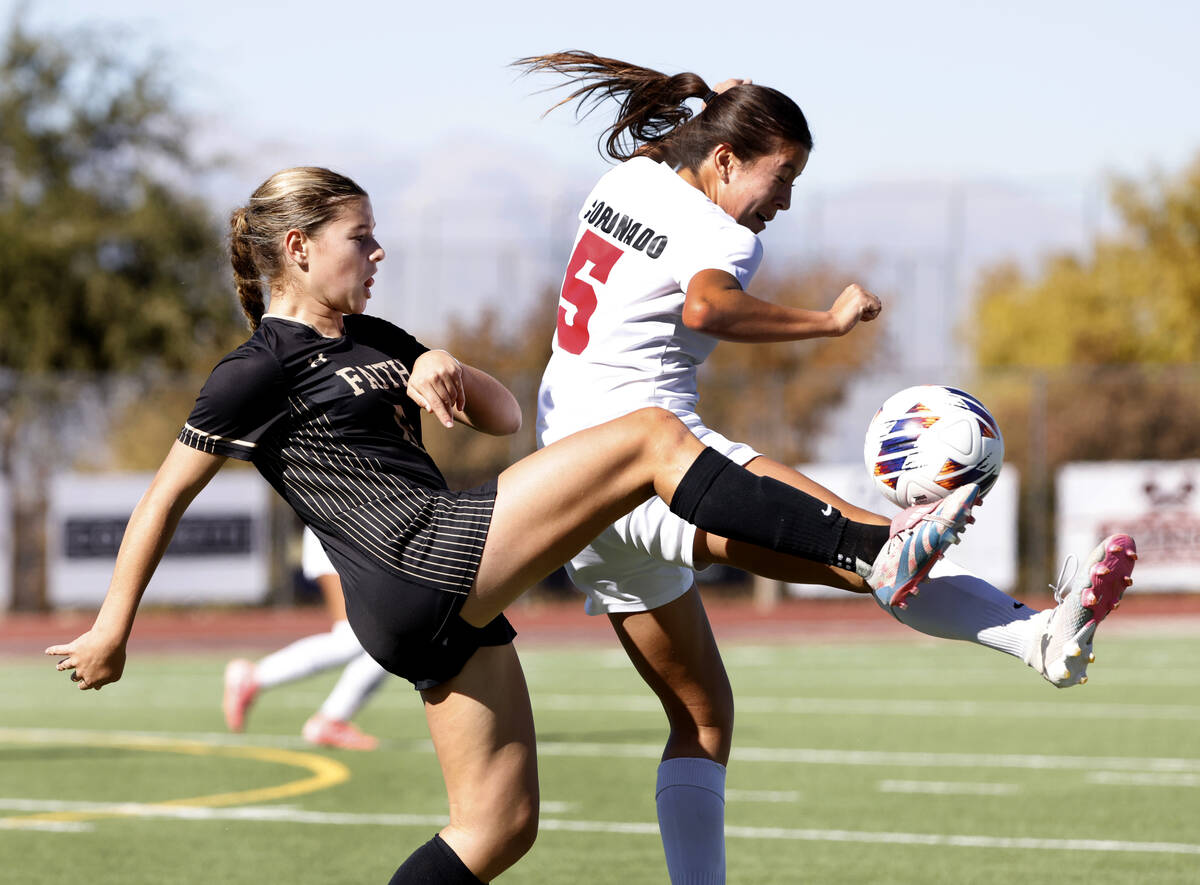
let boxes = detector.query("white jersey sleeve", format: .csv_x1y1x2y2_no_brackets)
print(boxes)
537,157,763,446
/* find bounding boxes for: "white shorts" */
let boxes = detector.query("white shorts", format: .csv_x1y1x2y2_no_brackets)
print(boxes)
566,419,761,615
301,526,336,581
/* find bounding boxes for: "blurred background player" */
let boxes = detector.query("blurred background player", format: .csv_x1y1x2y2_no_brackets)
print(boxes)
517,52,1138,885
223,526,390,750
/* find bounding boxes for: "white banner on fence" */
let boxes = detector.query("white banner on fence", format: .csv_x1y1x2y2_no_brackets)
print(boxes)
1057,460,1200,593
783,464,1019,598
0,478,10,610
47,472,272,607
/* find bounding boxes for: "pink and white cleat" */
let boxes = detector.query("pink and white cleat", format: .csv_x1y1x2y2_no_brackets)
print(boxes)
222,658,258,732
1023,534,1137,688
302,713,379,751
865,483,980,608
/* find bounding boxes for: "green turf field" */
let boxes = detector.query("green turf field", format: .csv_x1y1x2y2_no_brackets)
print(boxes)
4,633,1199,884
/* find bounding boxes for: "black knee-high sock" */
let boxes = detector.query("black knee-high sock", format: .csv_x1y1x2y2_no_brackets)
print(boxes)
389,835,486,885
669,447,890,571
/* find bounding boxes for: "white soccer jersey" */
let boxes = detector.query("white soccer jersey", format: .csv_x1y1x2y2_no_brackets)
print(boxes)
536,157,764,445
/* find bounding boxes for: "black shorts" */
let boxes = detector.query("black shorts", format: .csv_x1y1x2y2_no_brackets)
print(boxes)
322,479,516,690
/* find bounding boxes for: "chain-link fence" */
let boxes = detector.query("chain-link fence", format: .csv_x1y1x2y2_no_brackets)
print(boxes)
4,361,1199,611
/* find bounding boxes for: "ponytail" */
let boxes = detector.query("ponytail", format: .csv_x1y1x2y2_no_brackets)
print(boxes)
229,207,265,330
514,51,708,161
514,51,812,172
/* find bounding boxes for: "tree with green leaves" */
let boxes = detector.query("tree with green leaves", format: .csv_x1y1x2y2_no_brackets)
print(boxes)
972,154,1200,466
0,11,243,608
970,154,1200,590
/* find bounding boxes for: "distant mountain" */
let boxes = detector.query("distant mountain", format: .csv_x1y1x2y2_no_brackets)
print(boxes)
200,135,1114,463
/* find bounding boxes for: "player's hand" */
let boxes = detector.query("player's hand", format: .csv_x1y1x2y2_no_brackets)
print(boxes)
408,349,466,428
828,283,881,335
45,629,127,691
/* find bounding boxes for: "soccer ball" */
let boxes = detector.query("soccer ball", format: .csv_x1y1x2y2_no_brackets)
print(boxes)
863,385,1004,508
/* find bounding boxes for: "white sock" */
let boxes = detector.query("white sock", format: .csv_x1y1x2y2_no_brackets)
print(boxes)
876,558,1040,659
254,620,364,689
319,652,389,721
655,757,726,885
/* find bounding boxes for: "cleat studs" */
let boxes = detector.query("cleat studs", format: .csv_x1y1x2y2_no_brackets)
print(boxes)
1113,599,1121,609
1080,674,1088,685
1128,551,1138,561
910,587,920,596
898,601,908,610
1066,642,1082,658
1123,576,1133,586
1089,653,1096,663
1096,566,1111,576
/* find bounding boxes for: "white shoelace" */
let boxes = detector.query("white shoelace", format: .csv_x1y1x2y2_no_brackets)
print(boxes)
1049,554,1079,605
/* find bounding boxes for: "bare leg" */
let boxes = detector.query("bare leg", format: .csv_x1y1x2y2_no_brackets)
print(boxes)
612,589,732,882
463,407,706,625
615,454,888,761
420,643,539,881
610,587,733,763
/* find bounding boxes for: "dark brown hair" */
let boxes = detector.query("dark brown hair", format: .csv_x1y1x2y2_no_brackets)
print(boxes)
229,167,367,329
513,51,813,172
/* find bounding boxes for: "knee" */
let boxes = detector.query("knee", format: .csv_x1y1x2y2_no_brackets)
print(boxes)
627,406,690,452
664,687,735,762
508,799,539,860
485,796,539,869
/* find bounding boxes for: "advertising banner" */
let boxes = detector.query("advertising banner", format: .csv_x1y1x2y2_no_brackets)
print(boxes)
47,472,272,607
1057,460,1200,593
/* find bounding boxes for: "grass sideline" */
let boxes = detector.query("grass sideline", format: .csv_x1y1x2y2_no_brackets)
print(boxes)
4,630,1200,884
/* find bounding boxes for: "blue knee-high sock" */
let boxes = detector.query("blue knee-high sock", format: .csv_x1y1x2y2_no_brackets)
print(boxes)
656,757,726,885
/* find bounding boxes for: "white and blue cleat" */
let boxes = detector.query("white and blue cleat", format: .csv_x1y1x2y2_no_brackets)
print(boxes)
865,483,980,609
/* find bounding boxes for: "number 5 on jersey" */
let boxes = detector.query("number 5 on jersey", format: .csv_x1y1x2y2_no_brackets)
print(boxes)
557,230,623,354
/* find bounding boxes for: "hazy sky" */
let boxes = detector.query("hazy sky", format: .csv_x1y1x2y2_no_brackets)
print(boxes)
9,1,1197,453
16,0,1200,193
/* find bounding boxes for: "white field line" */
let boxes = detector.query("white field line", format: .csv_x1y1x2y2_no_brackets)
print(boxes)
538,741,1200,774
878,780,1020,796
725,789,803,803
1087,772,1200,787
5,727,1200,774
533,694,1200,721
3,798,1198,856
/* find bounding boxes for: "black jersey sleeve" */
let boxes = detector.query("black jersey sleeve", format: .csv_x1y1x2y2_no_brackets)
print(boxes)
347,314,430,366
178,340,289,461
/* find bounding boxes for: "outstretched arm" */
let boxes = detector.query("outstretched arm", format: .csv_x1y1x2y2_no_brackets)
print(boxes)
681,269,882,343
45,442,227,689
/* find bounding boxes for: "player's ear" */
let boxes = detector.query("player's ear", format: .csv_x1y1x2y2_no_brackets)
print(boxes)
284,229,308,269
712,143,736,183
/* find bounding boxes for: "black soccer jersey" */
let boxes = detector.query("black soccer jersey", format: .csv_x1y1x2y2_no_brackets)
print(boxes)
179,314,493,596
